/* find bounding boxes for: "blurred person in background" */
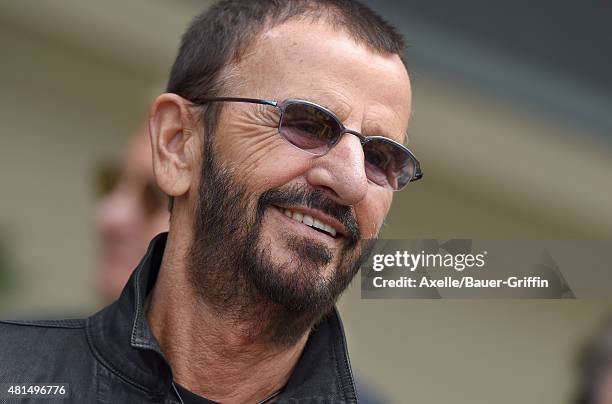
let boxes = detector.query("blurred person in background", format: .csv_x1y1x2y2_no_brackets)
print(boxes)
94,122,169,303
0,0,420,402
574,315,612,404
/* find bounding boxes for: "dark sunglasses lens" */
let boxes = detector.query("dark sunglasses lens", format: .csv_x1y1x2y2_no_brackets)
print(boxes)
363,139,416,190
279,103,340,155
94,162,121,199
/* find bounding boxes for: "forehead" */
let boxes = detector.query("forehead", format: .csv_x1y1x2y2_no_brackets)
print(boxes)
232,19,412,141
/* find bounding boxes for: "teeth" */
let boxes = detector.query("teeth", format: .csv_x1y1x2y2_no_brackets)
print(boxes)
312,219,326,231
281,208,338,237
302,215,313,226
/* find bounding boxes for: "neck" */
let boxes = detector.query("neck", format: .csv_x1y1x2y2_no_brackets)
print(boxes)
145,230,309,404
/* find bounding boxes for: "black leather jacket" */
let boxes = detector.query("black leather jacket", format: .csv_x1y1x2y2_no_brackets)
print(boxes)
0,233,359,403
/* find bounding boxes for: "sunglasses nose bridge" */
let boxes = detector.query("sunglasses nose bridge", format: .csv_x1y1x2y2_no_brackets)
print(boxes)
343,128,366,141
323,127,365,159
331,128,366,151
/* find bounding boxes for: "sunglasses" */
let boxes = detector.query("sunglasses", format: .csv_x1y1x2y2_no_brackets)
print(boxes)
94,161,167,215
188,97,423,191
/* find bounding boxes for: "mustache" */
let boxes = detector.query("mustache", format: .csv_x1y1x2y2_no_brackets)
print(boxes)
257,184,360,246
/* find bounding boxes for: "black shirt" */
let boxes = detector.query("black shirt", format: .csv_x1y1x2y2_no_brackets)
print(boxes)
173,383,217,404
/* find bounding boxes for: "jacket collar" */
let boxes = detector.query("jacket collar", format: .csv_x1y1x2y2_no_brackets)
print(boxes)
87,232,357,402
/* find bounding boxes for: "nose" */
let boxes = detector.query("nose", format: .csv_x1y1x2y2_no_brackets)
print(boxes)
304,133,369,205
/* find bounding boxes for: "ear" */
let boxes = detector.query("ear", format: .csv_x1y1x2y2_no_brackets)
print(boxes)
148,93,199,201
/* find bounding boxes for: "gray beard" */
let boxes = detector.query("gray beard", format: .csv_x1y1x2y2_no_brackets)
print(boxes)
185,139,375,347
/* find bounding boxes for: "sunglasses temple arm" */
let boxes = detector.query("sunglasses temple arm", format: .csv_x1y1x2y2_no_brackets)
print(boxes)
190,96,278,108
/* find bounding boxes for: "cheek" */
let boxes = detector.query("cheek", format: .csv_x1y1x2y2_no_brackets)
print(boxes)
215,122,312,191
355,192,392,239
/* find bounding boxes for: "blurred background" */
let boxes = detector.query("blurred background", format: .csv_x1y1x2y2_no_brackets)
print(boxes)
0,0,611,403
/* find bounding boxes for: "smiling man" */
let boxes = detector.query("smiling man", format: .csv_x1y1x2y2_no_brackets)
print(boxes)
0,0,421,403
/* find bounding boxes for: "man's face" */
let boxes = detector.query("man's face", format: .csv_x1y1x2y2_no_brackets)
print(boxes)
187,19,411,330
